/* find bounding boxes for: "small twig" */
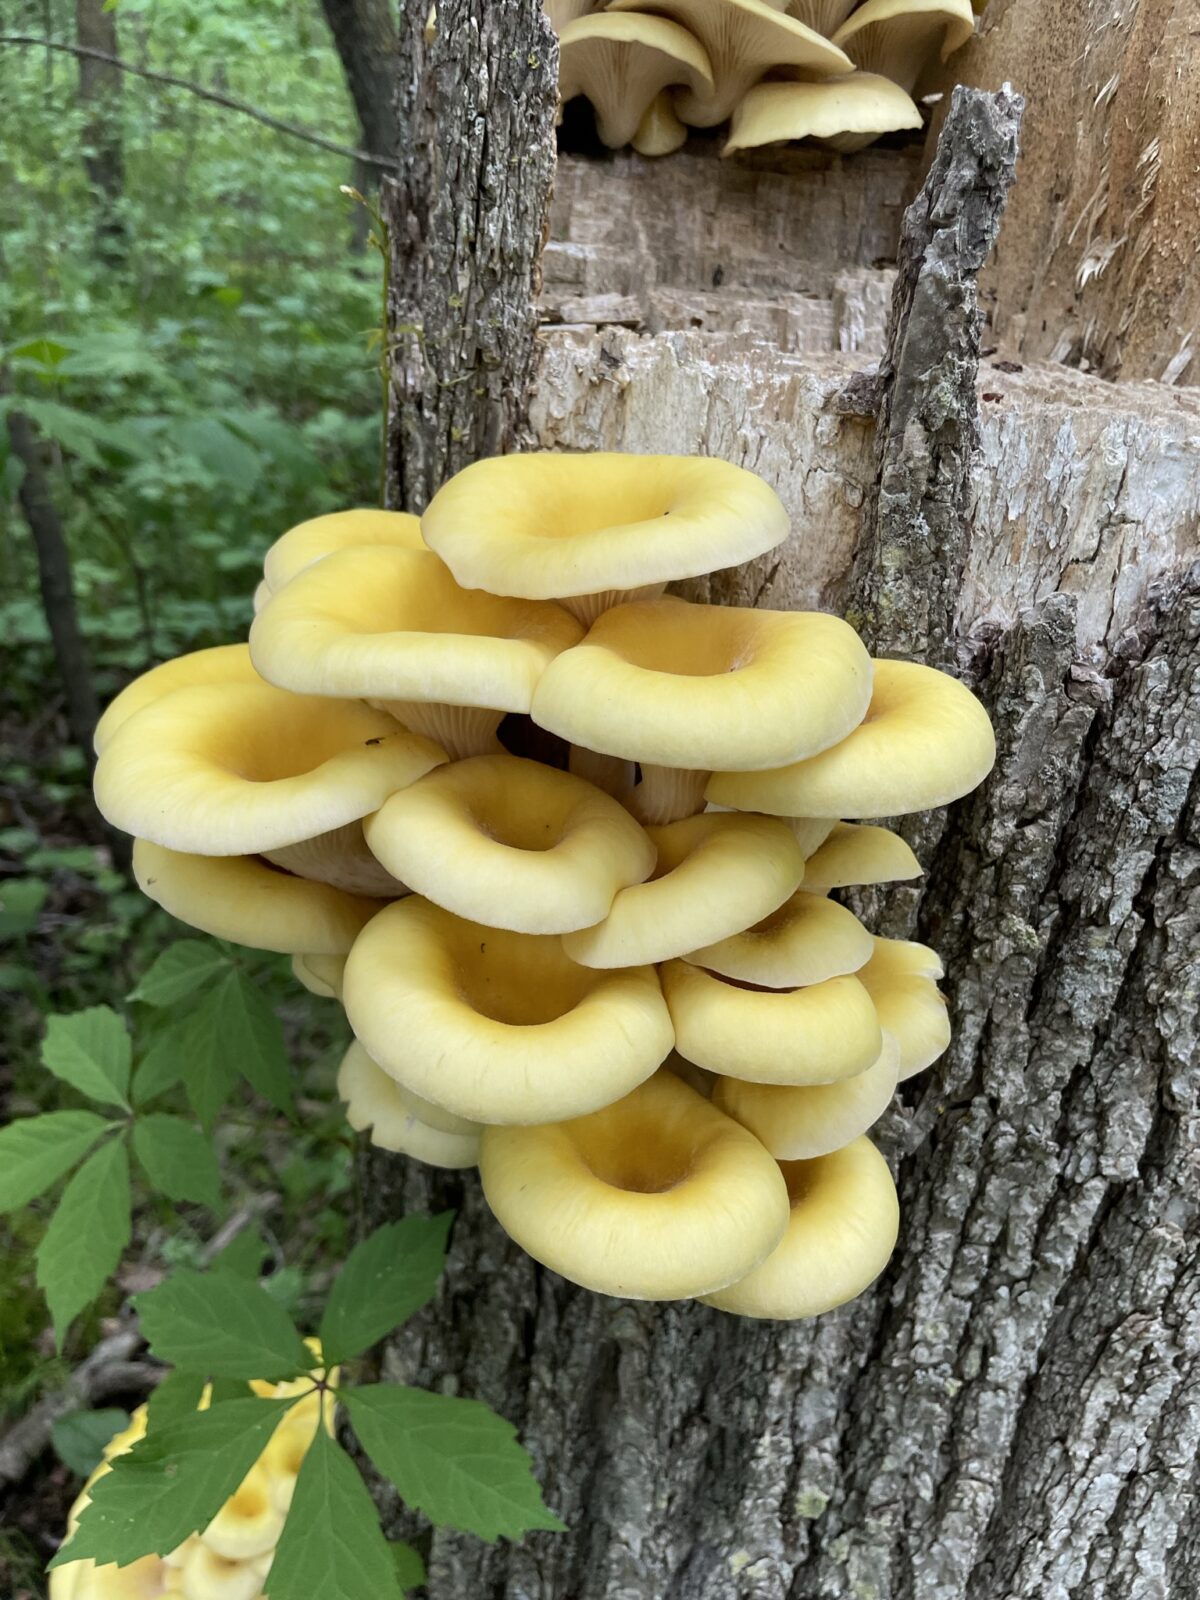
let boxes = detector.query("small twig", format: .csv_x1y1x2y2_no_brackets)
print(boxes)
199,1191,280,1265
0,35,400,172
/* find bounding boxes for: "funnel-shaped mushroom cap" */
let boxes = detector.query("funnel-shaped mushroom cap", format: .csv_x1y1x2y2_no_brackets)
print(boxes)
420,453,789,623
559,14,713,149
250,545,582,725
50,1552,171,1600
857,936,950,1079
724,73,922,156
93,644,263,755
201,1466,283,1561
534,597,873,771
832,0,975,91
363,753,655,934
662,959,882,1083
701,1136,899,1318
800,821,922,892
631,89,690,155
706,659,994,817
134,841,378,955
337,1041,482,1168
95,682,444,856
563,812,804,968
480,1070,790,1299
343,898,673,1124
291,952,346,998
682,888,873,987
713,1033,899,1158
609,0,851,126
262,508,424,593
178,1544,262,1600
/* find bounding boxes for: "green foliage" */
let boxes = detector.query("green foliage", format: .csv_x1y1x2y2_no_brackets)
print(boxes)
137,1268,313,1381
318,1214,452,1366
0,1110,111,1210
41,1007,132,1111
36,1138,131,1344
128,939,232,1006
132,1115,221,1208
51,1408,131,1477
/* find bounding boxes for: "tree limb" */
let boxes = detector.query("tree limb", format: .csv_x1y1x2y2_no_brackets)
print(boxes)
0,34,399,172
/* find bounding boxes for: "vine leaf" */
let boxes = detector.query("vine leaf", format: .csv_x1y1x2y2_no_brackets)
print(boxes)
36,1137,132,1344
265,1428,402,1600
318,1214,452,1366
128,939,230,1007
0,1110,110,1211
136,1268,313,1381
132,1114,221,1208
41,1007,131,1111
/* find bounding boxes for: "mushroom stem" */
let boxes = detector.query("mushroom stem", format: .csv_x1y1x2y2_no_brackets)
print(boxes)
370,699,505,760
632,91,690,156
263,821,408,898
626,764,709,825
569,745,637,799
558,579,668,627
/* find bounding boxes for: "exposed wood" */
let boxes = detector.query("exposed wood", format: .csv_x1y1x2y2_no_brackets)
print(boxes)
385,0,559,512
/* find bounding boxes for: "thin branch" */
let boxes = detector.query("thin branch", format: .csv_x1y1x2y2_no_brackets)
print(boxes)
0,34,400,171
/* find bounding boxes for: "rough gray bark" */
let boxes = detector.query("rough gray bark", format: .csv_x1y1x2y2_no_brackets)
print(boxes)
371,56,1200,1600
384,0,559,512
74,0,125,256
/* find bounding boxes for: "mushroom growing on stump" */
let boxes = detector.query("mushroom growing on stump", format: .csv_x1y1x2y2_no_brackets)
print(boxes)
558,13,714,150
337,1040,483,1169
92,643,264,754
831,0,976,93
480,1070,791,1299
260,507,425,595
631,89,693,156
713,1034,901,1158
857,936,952,1079
724,73,923,156
681,886,874,987
799,820,923,893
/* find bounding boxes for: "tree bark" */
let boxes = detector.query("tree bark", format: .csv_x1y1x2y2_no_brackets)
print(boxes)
319,0,398,201
371,24,1200,1597
74,0,125,257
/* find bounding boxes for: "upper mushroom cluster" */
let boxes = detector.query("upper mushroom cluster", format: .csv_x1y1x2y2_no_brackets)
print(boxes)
547,0,977,157
94,450,994,1321
50,1357,334,1599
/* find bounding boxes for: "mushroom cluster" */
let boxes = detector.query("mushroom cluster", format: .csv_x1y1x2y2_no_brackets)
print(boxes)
94,451,995,1320
51,1363,334,1599
547,0,977,157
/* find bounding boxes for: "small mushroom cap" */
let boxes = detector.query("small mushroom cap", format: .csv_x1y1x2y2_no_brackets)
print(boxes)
250,544,582,712
337,1041,482,1168
682,887,874,987
49,1553,170,1600
134,840,378,955
562,812,805,968
631,89,691,155
857,936,950,1079
93,644,262,755
533,597,873,771
177,1543,263,1600
723,73,922,156
480,1070,790,1299
262,508,424,593
609,0,851,126
800,821,922,892
420,453,789,608
706,659,995,817
832,0,975,92
713,1033,899,1158
342,898,674,1124
558,14,713,149
201,1464,284,1561
290,952,347,999
700,1135,899,1318
95,682,444,856
363,753,655,934
662,959,883,1083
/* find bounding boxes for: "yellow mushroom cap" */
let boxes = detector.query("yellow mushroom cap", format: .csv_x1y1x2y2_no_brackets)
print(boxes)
706,659,995,817
608,0,851,127
342,898,673,1124
713,1034,900,1159
662,959,883,1084
832,0,975,92
134,840,378,955
682,888,873,987
250,544,582,716
95,682,445,856
533,597,873,771
856,936,950,1080
178,1544,263,1600
558,14,713,150
200,1465,283,1561
290,953,346,998
562,812,805,969
631,89,690,156
701,1136,899,1318
337,1040,482,1168
50,1555,172,1600
93,644,263,755
723,73,922,157
262,508,424,593
420,453,789,619
363,753,656,934
480,1070,790,1299
800,821,922,892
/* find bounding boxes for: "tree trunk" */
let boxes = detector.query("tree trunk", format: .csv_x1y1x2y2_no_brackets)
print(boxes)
74,0,125,257
370,13,1200,1596
319,0,398,201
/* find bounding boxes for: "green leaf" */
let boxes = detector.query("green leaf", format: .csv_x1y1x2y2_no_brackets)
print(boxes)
0,1110,110,1210
41,1007,132,1110
215,970,294,1114
52,1408,130,1476
8,336,72,368
132,1114,220,1208
52,1396,295,1568
0,397,149,466
145,1370,207,1431
265,1427,401,1600
178,992,240,1131
131,1018,189,1105
0,876,47,939
391,1541,427,1595
212,1221,269,1279
36,1138,132,1344
136,1267,312,1380
344,1387,564,1543
319,1215,452,1366
176,416,261,494
129,940,230,1007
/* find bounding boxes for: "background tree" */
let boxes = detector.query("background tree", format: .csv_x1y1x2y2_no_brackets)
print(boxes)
320,0,398,199
73,0,125,257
